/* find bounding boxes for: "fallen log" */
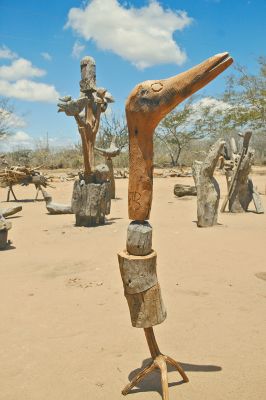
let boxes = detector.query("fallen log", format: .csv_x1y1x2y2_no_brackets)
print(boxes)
42,190,73,214
0,206,22,218
174,184,197,197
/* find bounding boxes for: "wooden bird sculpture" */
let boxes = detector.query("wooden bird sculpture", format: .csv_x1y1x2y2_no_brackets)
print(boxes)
118,52,233,400
95,138,121,198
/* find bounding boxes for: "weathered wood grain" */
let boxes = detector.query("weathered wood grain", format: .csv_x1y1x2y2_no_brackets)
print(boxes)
192,139,225,227
0,206,22,218
124,283,167,328
72,179,111,226
118,250,157,294
126,221,152,256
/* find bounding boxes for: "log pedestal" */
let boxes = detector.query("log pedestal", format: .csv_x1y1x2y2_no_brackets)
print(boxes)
118,221,188,400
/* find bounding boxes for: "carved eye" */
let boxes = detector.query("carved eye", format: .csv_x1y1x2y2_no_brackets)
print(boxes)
151,82,163,92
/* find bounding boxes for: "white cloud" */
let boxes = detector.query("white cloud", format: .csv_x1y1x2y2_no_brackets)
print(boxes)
193,97,231,113
65,0,192,69
181,97,232,127
0,108,27,129
0,47,60,103
0,45,17,60
72,41,85,58
0,79,59,103
41,52,52,61
0,130,34,151
0,58,46,81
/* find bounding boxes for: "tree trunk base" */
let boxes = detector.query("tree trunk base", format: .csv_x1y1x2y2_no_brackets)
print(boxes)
72,177,111,227
0,230,8,250
75,214,105,226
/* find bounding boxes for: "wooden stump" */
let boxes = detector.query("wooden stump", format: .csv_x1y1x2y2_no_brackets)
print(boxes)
118,249,166,328
0,217,11,250
126,221,152,256
71,166,111,226
192,139,225,227
118,222,166,328
174,184,197,197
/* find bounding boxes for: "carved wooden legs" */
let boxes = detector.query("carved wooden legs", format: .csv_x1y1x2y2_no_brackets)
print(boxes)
122,360,156,396
122,327,188,399
7,185,17,202
35,184,44,201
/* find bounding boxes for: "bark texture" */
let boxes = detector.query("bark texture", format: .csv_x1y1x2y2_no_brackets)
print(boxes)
118,250,158,294
124,283,167,328
72,179,111,226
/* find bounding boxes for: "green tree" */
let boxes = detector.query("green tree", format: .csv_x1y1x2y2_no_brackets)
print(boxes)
97,112,128,150
155,96,228,166
0,97,15,139
223,57,266,130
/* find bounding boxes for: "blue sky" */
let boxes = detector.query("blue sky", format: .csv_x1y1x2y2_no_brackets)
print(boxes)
0,0,265,150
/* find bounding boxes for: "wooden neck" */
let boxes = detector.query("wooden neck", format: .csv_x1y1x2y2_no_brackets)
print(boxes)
128,121,154,221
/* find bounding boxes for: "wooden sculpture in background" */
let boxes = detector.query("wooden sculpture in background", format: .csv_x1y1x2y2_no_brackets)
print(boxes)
57,56,114,226
0,165,50,201
221,131,264,213
95,138,120,199
118,52,233,399
192,138,225,227
41,189,73,215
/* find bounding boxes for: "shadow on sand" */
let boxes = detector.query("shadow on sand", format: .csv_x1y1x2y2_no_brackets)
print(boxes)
125,358,222,396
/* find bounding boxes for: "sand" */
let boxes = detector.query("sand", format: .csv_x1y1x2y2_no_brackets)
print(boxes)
0,172,266,400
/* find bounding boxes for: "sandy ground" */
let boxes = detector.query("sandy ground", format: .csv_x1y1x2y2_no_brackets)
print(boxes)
0,172,266,400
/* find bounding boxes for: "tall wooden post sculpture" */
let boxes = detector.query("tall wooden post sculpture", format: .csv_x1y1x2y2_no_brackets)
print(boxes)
57,56,114,226
95,138,121,198
192,138,225,227
221,131,264,213
118,52,233,399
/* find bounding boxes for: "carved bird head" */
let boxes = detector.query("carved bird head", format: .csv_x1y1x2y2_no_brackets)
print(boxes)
126,52,233,131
